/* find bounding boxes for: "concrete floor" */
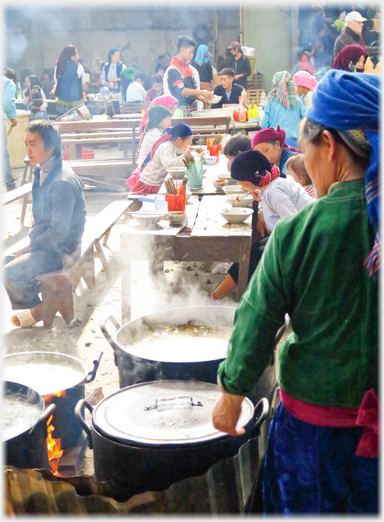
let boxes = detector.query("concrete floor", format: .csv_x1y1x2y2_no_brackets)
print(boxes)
3,144,238,476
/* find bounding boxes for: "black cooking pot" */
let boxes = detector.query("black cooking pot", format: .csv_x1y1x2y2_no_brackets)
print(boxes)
75,380,269,502
4,351,102,449
4,381,56,469
100,306,237,388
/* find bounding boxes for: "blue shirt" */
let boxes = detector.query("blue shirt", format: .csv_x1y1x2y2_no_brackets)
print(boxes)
2,76,17,119
261,97,306,139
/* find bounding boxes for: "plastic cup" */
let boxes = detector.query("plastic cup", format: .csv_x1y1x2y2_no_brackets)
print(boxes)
186,161,204,189
166,186,186,211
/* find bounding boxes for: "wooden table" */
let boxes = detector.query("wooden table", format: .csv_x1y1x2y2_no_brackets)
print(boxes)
121,195,252,323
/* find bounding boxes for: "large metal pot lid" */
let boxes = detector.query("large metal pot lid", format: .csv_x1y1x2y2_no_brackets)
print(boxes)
93,380,254,446
3,351,88,397
116,306,236,363
4,381,44,442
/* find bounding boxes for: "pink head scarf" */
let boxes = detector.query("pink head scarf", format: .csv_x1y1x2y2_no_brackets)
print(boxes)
292,70,318,91
139,95,179,135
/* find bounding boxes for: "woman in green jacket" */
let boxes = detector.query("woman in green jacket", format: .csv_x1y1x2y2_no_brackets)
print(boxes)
212,70,379,514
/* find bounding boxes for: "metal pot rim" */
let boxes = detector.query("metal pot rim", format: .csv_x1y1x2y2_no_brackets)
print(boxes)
114,305,237,363
3,351,89,394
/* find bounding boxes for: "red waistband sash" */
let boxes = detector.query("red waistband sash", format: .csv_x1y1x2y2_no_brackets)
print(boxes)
280,388,379,458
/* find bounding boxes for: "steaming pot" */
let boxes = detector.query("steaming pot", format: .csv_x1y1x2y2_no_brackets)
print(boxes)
100,306,236,388
75,379,269,502
4,381,56,469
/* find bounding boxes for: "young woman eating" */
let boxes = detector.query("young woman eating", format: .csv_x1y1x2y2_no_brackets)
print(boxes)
129,123,193,196
139,94,179,136
127,105,172,189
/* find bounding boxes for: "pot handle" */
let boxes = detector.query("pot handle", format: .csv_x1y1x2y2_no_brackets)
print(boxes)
250,397,269,439
100,315,121,367
85,351,103,383
29,403,56,437
75,399,94,450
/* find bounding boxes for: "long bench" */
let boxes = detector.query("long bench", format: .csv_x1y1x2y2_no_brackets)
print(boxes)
2,182,33,225
36,200,131,328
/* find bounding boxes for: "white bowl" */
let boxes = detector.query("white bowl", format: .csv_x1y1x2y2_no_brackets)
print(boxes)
204,156,217,166
205,95,222,105
220,207,254,224
213,180,228,190
222,185,247,195
131,211,166,228
226,195,253,207
217,173,237,185
168,211,186,225
166,167,187,179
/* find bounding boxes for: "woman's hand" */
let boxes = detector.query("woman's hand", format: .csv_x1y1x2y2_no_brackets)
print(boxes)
251,189,262,202
109,78,120,83
50,85,56,95
212,392,246,436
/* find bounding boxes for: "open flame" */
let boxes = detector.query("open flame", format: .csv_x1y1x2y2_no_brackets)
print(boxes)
44,390,65,474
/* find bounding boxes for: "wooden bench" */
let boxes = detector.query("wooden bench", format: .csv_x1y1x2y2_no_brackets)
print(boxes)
2,182,33,225
36,200,131,328
171,116,231,135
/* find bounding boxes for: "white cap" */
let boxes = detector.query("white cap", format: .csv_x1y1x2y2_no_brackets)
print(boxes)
345,11,367,23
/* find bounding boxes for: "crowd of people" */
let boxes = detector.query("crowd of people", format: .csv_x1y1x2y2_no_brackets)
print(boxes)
1,4,380,515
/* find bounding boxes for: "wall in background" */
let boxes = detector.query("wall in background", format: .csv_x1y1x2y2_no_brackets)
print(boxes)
243,5,292,90
5,6,240,78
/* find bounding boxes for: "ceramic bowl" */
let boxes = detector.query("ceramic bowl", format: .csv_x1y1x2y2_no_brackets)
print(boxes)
131,211,166,228
166,167,187,179
226,195,253,208
185,189,192,201
218,173,237,186
222,185,247,195
205,95,222,105
204,156,218,166
219,207,254,224
168,211,186,225
213,179,228,190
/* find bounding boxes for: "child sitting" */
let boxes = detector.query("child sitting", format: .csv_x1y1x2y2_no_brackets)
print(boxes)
212,150,315,300
129,123,193,196
223,133,252,169
285,153,317,198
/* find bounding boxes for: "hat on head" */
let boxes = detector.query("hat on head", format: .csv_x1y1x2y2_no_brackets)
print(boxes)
228,41,241,50
231,150,280,187
345,11,367,23
121,67,135,81
251,125,287,149
293,71,318,91
146,106,172,130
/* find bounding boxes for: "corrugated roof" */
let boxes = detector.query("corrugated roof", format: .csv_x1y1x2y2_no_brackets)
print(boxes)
4,433,265,515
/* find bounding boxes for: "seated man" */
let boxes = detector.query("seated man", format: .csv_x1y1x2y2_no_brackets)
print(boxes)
211,68,243,109
3,121,87,328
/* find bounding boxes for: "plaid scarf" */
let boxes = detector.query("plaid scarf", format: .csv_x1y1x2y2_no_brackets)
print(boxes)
266,71,299,110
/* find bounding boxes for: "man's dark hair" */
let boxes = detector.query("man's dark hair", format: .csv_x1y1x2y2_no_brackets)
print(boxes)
152,74,163,85
219,68,235,78
224,133,252,157
3,68,17,83
26,121,62,159
177,36,195,52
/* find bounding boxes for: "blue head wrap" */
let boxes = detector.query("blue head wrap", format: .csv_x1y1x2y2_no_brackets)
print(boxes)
108,48,121,64
194,45,211,67
306,69,380,274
